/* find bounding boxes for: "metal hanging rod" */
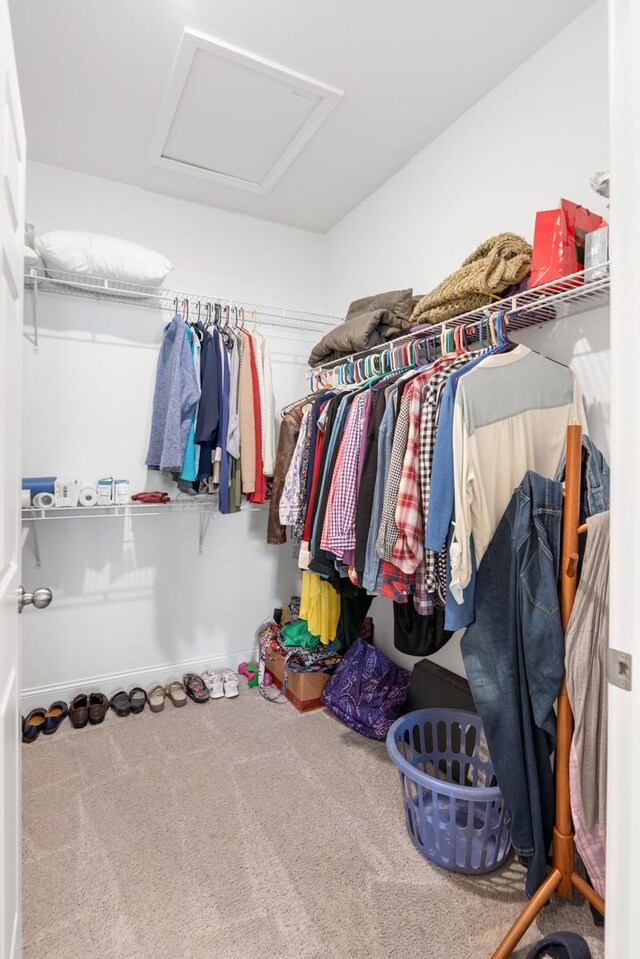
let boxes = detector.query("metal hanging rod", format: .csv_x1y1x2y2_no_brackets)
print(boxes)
23,267,342,350
308,265,610,385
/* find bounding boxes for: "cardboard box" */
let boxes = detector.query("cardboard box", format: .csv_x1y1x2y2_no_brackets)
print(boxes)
265,644,332,712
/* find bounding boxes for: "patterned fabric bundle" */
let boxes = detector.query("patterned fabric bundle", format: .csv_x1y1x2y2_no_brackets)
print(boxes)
321,638,411,740
410,233,532,326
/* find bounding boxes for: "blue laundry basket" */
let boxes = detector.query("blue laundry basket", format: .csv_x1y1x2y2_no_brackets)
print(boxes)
386,708,512,875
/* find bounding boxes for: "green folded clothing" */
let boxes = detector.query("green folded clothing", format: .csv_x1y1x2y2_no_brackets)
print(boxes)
281,619,321,650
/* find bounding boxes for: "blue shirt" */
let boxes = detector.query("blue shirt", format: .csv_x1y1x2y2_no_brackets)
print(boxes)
180,325,200,483
425,355,486,630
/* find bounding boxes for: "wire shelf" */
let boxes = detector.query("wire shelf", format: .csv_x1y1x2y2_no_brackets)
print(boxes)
21,498,223,521
23,266,341,333
308,265,610,380
21,496,267,566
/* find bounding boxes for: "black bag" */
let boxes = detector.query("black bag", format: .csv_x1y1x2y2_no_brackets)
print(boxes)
393,601,452,657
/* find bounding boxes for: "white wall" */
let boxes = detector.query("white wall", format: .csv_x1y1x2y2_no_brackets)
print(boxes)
22,161,328,707
325,0,610,674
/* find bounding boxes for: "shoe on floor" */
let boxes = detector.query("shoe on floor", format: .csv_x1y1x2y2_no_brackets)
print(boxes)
69,694,89,729
43,701,68,735
222,670,239,699
129,687,147,714
22,708,46,743
88,692,109,724
202,668,224,699
183,672,210,704
165,681,187,707
110,690,131,717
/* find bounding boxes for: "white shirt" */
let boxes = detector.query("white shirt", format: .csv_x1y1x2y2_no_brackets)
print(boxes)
450,345,588,601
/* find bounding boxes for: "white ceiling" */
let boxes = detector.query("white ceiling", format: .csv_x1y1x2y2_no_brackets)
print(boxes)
9,0,594,233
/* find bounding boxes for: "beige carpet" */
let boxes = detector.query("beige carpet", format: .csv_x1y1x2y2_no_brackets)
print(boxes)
22,685,605,959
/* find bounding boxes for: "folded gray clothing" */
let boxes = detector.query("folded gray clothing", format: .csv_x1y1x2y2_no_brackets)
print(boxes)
308,289,413,367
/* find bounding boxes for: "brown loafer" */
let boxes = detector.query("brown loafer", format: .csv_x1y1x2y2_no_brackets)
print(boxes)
88,692,109,725
69,694,89,729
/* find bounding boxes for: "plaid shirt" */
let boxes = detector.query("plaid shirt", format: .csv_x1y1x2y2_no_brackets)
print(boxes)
320,392,367,558
420,353,476,595
380,557,435,616
392,370,437,574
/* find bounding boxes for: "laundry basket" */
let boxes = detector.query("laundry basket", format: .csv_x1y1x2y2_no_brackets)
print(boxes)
386,708,512,875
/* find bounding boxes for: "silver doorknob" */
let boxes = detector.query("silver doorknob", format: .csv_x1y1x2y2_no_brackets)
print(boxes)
18,586,53,613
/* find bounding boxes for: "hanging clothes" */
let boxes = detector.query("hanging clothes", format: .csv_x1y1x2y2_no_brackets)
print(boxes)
261,336,276,476
565,510,610,901
246,332,267,504
270,332,591,667
180,324,201,483
268,402,306,544
146,308,275,512
449,344,588,600
146,315,199,472
461,470,564,897
300,570,340,645
279,404,312,526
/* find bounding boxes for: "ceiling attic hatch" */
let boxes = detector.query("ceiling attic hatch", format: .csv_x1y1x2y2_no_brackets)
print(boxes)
149,28,343,195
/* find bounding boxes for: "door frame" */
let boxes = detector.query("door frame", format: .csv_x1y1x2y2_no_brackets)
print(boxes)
606,0,640,954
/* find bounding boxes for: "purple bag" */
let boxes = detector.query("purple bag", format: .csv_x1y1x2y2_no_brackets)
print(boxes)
321,638,412,740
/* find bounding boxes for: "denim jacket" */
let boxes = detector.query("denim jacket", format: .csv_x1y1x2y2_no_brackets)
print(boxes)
555,435,610,517
461,472,564,897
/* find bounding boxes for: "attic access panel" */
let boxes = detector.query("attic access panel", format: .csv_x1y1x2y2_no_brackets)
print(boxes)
149,28,343,195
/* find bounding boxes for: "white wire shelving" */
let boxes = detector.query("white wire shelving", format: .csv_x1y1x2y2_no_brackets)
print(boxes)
21,497,266,568
23,266,342,352
308,265,610,385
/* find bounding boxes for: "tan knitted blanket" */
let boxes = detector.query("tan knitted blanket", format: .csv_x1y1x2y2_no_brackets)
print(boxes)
410,233,532,326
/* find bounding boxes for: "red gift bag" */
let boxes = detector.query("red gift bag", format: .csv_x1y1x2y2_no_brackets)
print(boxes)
530,199,606,287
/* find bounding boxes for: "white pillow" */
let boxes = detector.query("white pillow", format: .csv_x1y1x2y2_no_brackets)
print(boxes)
35,231,173,289
24,245,39,268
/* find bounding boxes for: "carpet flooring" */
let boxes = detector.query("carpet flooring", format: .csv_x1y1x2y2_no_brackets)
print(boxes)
22,685,605,959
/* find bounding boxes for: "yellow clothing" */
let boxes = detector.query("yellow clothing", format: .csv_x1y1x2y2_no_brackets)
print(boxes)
300,571,340,645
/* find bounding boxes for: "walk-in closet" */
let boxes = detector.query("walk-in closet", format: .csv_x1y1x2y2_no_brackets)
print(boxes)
1,1,637,957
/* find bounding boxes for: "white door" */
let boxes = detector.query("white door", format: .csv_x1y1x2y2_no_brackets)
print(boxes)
0,1,25,956
607,1,640,955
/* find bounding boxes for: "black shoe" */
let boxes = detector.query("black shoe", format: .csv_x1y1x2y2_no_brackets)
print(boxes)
43,701,68,735
110,690,131,717
129,687,147,714
22,708,46,743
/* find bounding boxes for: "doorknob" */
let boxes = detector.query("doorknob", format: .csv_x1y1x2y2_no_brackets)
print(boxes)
18,586,53,613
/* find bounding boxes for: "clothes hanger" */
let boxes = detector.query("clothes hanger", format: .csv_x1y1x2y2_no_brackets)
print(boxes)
190,301,203,340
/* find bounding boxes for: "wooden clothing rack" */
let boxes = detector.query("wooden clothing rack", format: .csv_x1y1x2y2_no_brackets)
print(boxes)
491,424,605,958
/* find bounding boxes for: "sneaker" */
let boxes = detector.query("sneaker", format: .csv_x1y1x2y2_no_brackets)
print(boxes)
222,670,239,699
202,668,224,699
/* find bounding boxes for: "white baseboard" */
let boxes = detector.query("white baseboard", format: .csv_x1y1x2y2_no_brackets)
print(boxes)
20,648,257,712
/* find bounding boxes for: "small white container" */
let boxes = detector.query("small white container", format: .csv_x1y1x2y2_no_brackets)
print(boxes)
114,479,130,505
97,478,114,505
54,477,81,508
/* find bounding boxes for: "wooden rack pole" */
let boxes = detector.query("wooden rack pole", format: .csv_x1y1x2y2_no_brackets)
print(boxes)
491,425,605,959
